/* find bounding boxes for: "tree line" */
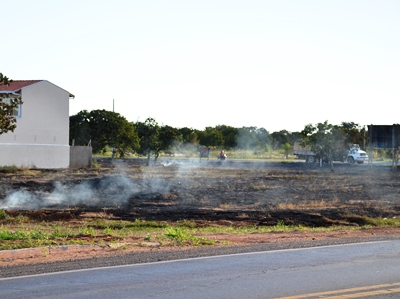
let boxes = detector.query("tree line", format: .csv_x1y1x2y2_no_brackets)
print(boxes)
0,72,383,165
69,109,369,164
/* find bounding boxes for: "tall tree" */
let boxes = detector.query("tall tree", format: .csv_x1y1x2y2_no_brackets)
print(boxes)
156,125,183,158
301,121,347,170
270,130,291,151
282,142,291,159
340,122,367,148
69,110,91,146
178,127,198,144
0,73,12,86
113,120,140,158
253,127,270,147
69,109,139,157
197,127,224,148
215,125,238,149
236,127,259,149
134,118,160,165
0,73,23,135
235,126,271,150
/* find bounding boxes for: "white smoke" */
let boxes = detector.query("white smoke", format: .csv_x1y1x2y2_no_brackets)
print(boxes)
2,190,41,210
49,181,96,206
0,174,139,210
0,180,97,210
0,159,203,210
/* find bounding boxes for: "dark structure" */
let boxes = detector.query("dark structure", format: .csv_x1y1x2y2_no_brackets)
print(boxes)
368,124,400,170
199,147,210,161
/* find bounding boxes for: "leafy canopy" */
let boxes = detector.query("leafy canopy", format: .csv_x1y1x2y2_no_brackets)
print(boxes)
0,73,23,135
69,109,139,157
300,120,347,163
134,118,161,165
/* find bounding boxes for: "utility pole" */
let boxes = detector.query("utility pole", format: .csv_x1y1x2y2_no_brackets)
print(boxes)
112,99,115,159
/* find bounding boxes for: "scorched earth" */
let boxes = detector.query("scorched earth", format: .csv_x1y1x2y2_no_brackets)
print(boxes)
1,158,400,267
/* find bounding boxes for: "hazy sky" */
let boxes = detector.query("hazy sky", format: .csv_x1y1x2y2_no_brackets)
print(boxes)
2,1,399,133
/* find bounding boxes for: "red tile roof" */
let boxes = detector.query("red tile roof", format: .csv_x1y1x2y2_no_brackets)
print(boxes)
0,80,42,92
0,80,74,98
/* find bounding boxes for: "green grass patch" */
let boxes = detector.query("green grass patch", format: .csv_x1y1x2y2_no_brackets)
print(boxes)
1,216,399,251
164,227,214,246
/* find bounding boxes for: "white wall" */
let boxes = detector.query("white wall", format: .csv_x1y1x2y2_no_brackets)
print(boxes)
0,144,69,168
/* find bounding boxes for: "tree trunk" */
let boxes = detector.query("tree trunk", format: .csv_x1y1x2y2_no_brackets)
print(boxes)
146,151,151,166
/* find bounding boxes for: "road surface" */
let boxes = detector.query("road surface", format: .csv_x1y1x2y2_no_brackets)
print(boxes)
2,240,400,298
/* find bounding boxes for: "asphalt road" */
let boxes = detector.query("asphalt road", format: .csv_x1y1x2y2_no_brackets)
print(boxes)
2,240,400,299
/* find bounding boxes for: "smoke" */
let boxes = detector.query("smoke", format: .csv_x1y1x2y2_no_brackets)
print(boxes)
236,129,258,150
0,157,254,211
96,175,138,206
161,161,176,167
1,181,94,210
0,159,188,210
2,181,97,210
2,190,41,210
51,181,96,205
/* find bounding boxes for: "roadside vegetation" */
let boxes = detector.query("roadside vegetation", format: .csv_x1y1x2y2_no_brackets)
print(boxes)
1,209,400,251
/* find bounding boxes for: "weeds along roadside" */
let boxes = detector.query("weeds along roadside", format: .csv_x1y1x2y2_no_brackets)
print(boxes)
1,210,400,251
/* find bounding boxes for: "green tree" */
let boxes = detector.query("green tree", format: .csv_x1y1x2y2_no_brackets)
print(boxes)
69,109,139,157
134,118,160,165
197,127,224,147
0,73,23,135
0,73,12,86
214,125,238,148
69,110,91,146
157,125,183,157
270,130,291,151
301,121,347,170
113,120,140,158
253,127,270,147
232,127,270,150
282,142,291,159
176,127,199,154
340,122,367,148
236,127,259,149
178,127,199,144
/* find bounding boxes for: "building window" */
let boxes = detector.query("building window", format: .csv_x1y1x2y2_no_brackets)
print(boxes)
1,97,21,117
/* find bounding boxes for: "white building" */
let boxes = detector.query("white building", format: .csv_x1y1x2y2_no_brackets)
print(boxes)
0,80,74,168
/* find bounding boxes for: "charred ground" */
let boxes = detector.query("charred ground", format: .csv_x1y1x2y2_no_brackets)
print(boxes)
1,158,400,227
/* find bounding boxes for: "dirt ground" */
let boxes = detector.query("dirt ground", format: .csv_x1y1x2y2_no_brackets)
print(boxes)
1,158,400,266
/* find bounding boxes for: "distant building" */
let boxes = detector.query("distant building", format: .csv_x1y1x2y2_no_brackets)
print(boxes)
0,80,74,168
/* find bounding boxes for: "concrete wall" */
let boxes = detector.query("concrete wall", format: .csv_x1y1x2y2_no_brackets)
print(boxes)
70,146,92,168
0,81,71,168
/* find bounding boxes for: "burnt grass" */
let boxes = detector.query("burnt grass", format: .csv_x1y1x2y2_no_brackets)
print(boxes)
1,158,400,227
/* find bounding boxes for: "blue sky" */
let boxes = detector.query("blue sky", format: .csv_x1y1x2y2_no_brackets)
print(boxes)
2,1,400,133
